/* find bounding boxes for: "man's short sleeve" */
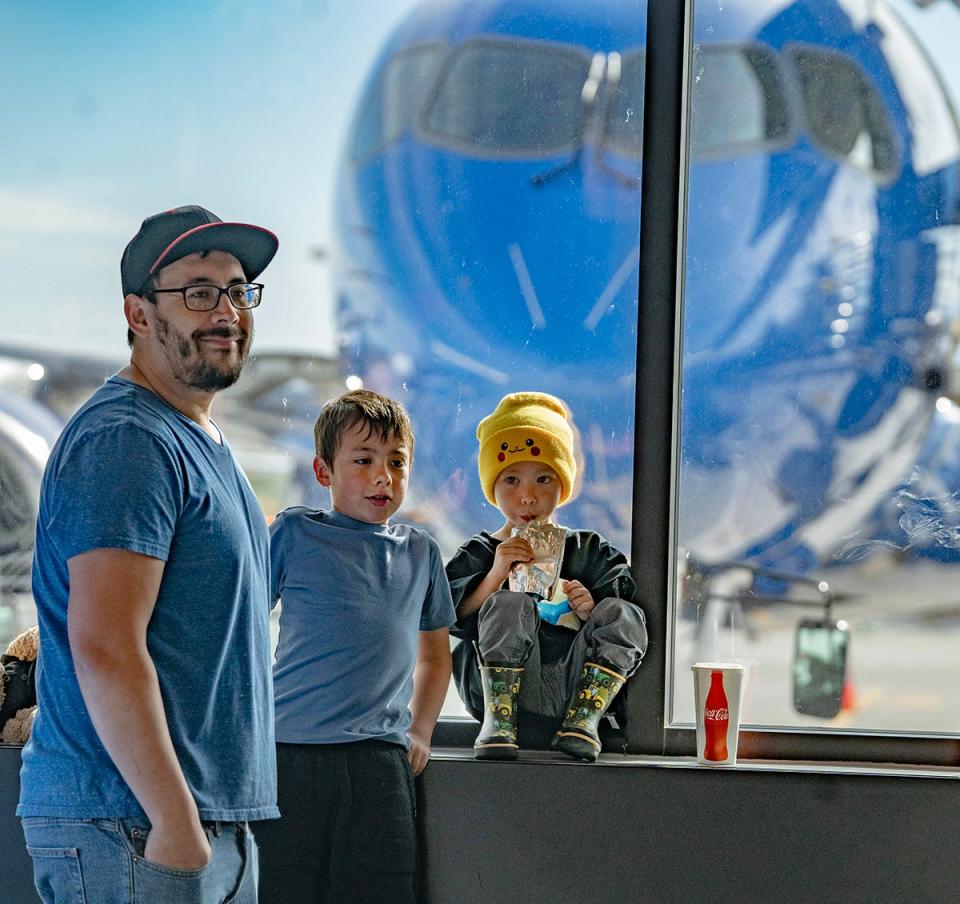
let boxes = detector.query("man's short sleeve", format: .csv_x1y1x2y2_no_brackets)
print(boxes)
420,536,456,631
45,424,183,562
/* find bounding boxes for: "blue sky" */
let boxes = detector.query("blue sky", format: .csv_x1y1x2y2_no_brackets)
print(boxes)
0,0,418,357
1,0,958,359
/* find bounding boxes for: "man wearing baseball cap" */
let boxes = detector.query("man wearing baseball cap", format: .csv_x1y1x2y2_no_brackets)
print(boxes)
19,206,280,902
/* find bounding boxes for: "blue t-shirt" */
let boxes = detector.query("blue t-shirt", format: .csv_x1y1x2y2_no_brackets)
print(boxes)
270,507,455,747
18,376,279,822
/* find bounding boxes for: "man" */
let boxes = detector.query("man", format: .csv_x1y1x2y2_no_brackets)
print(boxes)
18,206,280,903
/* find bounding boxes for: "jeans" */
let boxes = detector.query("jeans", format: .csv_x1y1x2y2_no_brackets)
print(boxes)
21,816,257,904
254,740,418,904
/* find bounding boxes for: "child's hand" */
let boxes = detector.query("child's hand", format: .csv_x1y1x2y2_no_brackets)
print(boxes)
407,729,432,776
563,580,595,621
492,536,535,582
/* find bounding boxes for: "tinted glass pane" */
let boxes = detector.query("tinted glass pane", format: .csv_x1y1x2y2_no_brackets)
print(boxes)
673,0,960,736
424,39,591,153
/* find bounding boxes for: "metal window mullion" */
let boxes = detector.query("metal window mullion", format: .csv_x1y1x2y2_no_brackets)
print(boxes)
626,0,693,755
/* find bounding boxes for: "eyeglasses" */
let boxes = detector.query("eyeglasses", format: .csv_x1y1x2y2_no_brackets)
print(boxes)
149,283,264,311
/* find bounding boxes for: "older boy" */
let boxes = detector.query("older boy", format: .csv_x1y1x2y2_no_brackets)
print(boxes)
255,389,455,904
448,391,648,762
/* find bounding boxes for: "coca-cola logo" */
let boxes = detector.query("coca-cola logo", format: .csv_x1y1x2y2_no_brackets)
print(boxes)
704,708,729,721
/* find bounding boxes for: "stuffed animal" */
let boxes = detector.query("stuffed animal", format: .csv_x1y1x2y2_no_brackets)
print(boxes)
0,626,38,745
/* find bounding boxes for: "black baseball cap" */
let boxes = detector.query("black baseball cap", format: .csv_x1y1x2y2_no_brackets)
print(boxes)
121,205,279,297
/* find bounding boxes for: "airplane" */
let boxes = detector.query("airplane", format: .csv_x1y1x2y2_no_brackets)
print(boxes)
329,0,960,623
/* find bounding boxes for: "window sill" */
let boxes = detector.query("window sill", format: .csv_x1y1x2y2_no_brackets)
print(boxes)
429,745,960,779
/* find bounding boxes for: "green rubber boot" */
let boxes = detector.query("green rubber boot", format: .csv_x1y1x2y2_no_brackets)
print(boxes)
474,665,523,760
552,662,626,763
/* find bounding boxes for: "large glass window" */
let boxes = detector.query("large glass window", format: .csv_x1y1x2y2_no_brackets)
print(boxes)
12,0,959,763
1,2,645,740
670,0,960,744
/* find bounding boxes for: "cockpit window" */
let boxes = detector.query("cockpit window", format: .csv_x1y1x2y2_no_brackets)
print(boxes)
604,50,646,159
352,43,445,163
788,45,900,183
690,44,792,159
421,37,592,157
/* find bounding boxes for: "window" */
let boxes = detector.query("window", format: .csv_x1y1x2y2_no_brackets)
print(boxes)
351,44,446,163
649,0,960,763
7,0,959,769
788,45,900,182
690,44,791,157
603,50,646,159
2,3,645,749
422,37,593,156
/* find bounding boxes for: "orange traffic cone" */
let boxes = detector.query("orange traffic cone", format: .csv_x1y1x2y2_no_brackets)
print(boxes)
840,679,856,711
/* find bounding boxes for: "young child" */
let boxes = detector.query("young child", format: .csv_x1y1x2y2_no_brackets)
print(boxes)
256,389,455,904
447,391,647,762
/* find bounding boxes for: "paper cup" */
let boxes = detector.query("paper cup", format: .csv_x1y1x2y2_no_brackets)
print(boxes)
692,662,744,765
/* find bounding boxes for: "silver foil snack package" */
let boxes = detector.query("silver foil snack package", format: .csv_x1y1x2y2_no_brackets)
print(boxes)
508,521,566,599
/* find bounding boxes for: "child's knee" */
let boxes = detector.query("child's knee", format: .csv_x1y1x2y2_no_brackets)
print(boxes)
590,597,648,646
477,591,539,664
479,589,536,620
591,596,631,620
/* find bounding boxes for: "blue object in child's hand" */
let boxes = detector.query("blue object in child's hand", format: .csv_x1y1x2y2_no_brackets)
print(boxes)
537,598,571,625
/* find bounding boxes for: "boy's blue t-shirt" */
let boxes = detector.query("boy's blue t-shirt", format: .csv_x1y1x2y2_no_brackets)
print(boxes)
270,507,455,747
18,376,279,821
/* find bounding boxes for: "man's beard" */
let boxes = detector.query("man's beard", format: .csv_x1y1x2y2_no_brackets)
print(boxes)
155,314,250,391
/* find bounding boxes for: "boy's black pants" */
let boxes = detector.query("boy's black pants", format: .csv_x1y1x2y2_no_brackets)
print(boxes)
254,740,418,904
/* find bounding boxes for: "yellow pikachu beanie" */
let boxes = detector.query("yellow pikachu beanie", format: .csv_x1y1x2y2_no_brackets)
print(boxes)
477,392,577,506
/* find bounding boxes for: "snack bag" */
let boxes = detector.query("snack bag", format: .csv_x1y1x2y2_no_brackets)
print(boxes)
509,521,565,600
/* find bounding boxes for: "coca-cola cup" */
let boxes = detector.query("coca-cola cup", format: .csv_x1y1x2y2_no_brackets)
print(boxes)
692,662,744,766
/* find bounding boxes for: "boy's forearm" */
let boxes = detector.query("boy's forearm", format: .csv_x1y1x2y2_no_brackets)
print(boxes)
410,652,453,739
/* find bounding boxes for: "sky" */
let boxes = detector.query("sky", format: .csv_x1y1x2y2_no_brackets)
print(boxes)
0,0,419,358
1,0,958,360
